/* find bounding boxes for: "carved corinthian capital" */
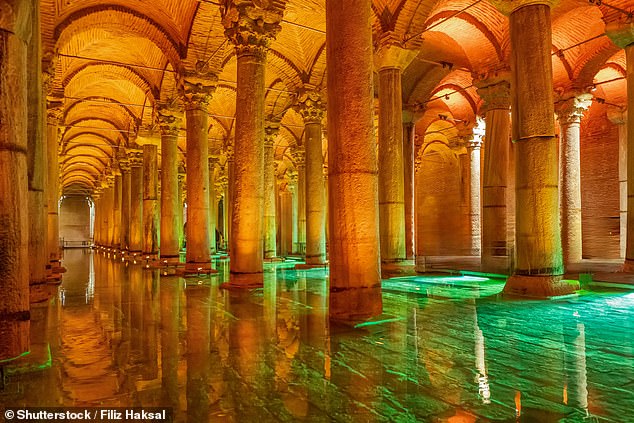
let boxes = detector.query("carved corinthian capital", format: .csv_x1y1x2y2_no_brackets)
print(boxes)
157,100,183,136
179,72,217,111
222,1,284,59
295,90,325,124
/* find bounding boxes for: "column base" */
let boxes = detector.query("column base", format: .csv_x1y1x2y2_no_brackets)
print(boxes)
264,257,286,263
221,272,264,289
329,285,382,322
503,274,579,298
381,260,416,278
295,262,328,270
622,259,634,273
481,256,511,275
182,262,217,276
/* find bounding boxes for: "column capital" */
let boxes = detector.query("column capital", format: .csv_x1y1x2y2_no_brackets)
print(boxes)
475,71,511,113
554,92,593,126
606,21,634,49
291,147,305,166
208,155,220,169
222,1,284,60
46,98,64,126
489,0,559,16
127,149,144,167
157,100,184,136
178,72,217,111
374,31,418,71
295,90,326,124
264,119,281,147
225,141,235,161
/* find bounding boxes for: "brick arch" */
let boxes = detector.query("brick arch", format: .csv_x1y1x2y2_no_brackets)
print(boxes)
64,97,140,127
55,6,183,71
63,63,160,101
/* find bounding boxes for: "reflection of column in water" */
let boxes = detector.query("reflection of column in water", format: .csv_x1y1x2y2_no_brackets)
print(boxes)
475,323,491,404
186,284,211,422
116,260,132,373
263,267,277,342
129,266,144,354
142,269,159,380
563,321,588,414
209,282,228,413
160,276,182,409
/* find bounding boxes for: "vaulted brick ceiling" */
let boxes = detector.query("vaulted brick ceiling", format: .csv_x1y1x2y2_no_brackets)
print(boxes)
40,0,630,195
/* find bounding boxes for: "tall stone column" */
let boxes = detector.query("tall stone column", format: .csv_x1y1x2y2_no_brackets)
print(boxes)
112,169,122,250
180,75,215,272
279,182,293,256
158,103,183,263
93,190,102,246
119,156,131,252
607,110,627,258
177,166,186,251
374,39,416,267
289,173,299,252
104,174,115,248
46,100,63,265
326,0,382,319
296,91,327,266
292,148,306,255
142,144,159,259
263,121,279,259
476,76,512,273
556,93,592,266
208,156,218,254
225,143,234,250
402,110,418,261
606,23,634,271
0,1,31,360
493,0,576,296
467,120,485,257
223,1,283,283
128,150,144,254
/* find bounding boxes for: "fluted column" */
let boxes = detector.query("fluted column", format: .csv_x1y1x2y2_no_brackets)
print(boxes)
158,103,183,263
46,100,63,265
493,0,575,296
607,110,627,258
128,150,144,254
208,156,218,254
119,156,131,252
326,0,382,319
293,148,306,255
296,91,327,266
142,144,159,259
180,75,215,272
402,110,418,261
224,2,283,283
476,76,512,273
556,93,592,266
606,22,634,271
0,1,31,360
263,121,279,259
375,39,416,266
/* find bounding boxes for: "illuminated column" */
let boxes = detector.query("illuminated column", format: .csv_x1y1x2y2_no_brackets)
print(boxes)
225,143,234,250
142,144,159,259
177,166,186,251
263,121,279,259
279,182,293,256
128,150,144,254
292,147,306,255
46,100,63,264
476,76,512,273
104,174,115,248
119,155,131,252
402,109,418,261
224,2,283,283
290,173,299,252
606,23,634,270
326,0,382,319
296,91,327,266
180,75,216,272
492,0,576,296
0,2,31,360
607,110,627,258
208,156,218,254
375,38,416,266
556,93,592,266
112,169,122,250
158,103,183,263
467,120,484,257
93,190,103,246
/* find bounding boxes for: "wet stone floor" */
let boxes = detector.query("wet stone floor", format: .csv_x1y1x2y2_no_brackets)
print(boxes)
1,249,634,422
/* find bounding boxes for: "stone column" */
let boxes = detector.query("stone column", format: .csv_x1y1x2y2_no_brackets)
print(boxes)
224,2,283,283
178,166,186,251
402,110,417,261
476,76,512,273
112,169,122,250
606,23,634,271
292,149,306,256
128,150,144,255
607,110,627,258
289,173,299,252
225,143,234,250
158,103,183,263
180,75,215,273
142,144,159,259
104,174,115,248
0,1,31,360
208,156,218,254
556,93,592,266
93,190,102,247
296,91,327,266
467,120,485,257
279,182,293,256
493,0,576,296
374,39,416,267
119,156,131,252
263,121,279,259
326,0,382,319
45,101,62,267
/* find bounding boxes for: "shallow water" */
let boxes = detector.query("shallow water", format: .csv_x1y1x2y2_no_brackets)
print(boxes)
1,249,633,422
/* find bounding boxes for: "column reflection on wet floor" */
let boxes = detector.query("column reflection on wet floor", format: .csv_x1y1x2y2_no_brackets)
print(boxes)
1,250,634,423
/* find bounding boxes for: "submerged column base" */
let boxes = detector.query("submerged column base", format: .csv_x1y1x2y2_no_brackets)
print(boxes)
183,262,217,275
481,256,512,275
503,275,579,298
381,260,415,278
329,285,382,322
222,272,264,289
